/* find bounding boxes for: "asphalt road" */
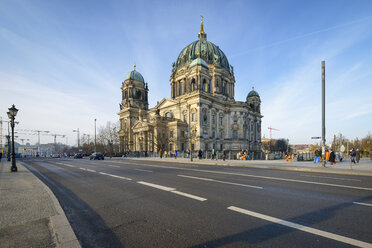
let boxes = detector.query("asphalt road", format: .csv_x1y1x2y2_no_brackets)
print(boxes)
21,158,372,248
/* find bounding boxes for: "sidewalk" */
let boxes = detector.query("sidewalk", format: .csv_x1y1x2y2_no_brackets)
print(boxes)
0,159,80,248
130,156,372,177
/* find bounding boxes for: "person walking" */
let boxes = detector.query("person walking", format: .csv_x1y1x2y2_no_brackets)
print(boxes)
350,148,356,164
174,150,178,159
0,152,2,161
222,149,226,161
198,149,203,160
339,151,343,162
160,149,163,158
314,149,320,163
356,149,361,164
329,149,336,165
325,149,329,164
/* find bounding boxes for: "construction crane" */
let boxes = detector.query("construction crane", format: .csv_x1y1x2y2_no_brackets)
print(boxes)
44,133,66,144
267,126,280,139
15,129,50,144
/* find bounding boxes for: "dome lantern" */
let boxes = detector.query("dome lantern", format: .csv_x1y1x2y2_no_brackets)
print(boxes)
198,14,207,40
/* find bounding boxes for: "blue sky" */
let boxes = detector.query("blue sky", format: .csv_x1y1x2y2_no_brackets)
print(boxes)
1,0,372,146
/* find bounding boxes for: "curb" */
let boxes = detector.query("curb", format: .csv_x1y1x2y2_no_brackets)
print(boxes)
130,158,372,177
21,162,81,248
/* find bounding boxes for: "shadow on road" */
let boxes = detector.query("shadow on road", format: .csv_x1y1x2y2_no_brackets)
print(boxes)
24,162,124,248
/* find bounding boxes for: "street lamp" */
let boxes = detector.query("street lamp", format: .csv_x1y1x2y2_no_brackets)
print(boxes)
7,104,18,172
94,119,97,153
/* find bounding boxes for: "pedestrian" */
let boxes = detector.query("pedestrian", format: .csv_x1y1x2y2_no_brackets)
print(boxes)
329,149,336,165
198,149,203,159
160,149,163,158
325,149,329,163
339,151,343,162
222,149,226,161
356,149,360,164
211,148,215,160
314,149,320,163
174,150,178,159
350,148,356,164
165,150,168,158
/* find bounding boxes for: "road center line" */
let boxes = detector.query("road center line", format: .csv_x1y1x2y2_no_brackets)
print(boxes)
107,164,120,168
178,174,263,189
227,206,372,248
137,181,175,191
56,162,75,168
115,161,372,191
99,172,132,181
171,190,207,201
137,181,207,201
354,202,372,207
133,168,153,173
300,174,361,182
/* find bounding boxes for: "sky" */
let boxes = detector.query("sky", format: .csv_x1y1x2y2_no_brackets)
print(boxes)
1,0,372,146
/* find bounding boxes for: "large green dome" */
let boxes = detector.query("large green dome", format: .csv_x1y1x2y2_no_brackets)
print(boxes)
175,40,230,73
125,69,144,83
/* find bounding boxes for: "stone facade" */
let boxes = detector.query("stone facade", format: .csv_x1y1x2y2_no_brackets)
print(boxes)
118,20,262,155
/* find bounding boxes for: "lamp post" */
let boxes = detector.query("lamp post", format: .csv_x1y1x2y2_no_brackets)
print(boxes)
7,104,18,172
94,119,97,153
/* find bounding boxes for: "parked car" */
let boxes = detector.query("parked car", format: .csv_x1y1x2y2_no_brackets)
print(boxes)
89,152,104,160
74,153,83,159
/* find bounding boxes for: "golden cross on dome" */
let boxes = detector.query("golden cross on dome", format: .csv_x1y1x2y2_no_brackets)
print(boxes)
133,64,136,71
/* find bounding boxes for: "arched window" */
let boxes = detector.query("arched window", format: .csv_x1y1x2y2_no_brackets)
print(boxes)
202,79,206,92
208,80,211,93
191,78,196,91
178,81,182,95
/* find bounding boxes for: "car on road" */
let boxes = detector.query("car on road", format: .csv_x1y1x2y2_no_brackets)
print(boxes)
74,153,83,159
89,152,104,160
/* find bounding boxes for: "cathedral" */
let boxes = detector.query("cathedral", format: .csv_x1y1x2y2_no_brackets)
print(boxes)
118,18,262,156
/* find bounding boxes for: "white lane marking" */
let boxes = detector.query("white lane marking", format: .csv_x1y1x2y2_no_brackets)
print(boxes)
137,181,175,191
171,190,207,201
300,174,361,182
99,172,132,181
137,181,207,201
354,202,372,207
86,169,96,173
79,167,87,171
178,174,263,189
107,164,120,168
133,168,153,173
55,162,75,168
228,206,372,248
63,164,75,168
115,161,372,191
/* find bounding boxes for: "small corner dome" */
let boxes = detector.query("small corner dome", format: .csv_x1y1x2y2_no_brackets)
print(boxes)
189,57,209,69
246,87,260,101
125,70,145,83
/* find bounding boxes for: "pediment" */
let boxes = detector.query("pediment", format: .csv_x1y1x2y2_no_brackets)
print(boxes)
132,120,153,130
154,98,177,109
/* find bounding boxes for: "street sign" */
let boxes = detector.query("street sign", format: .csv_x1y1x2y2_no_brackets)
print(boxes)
311,137,321,139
